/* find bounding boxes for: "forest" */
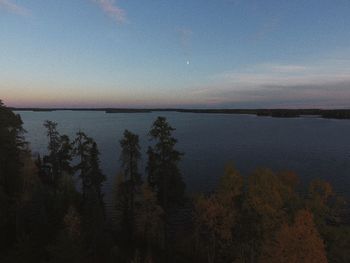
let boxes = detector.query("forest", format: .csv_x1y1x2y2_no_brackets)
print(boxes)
1,100,350,263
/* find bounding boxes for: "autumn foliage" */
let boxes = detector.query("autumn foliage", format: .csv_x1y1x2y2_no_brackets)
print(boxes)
260,210,328,263
1,103,349,263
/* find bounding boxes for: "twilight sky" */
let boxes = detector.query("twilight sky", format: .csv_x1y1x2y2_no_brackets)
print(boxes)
1,0,350,108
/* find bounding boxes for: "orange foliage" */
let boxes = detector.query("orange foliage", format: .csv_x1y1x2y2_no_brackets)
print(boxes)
217,163,243,206
195,195,234,241
260,210,328,263
247,169,285,216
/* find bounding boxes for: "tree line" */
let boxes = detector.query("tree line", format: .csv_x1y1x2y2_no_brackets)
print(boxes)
1,100,350,262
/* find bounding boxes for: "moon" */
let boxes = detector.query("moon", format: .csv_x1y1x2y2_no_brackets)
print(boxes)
187,60,190,65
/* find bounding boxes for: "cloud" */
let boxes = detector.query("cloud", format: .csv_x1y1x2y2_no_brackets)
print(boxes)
216,60,350,86
190,59,350,108
0,0,30,16
93,0,127,24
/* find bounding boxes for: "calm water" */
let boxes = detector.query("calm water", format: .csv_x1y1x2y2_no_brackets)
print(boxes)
17,111,350,206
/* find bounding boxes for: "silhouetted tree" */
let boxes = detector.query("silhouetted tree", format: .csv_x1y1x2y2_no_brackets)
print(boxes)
57,135,74,175
147,117,185,210
44,121,60,190
72,133,107,261
118,130,142,239
0,101,26,197
120,130,141,185
81,187,106,262
146,146,156,188
88,141,105,204
72,131,93,201
0,101,27,256
43,121,73,193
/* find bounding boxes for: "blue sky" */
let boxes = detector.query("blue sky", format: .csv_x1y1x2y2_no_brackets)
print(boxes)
1,0,350,108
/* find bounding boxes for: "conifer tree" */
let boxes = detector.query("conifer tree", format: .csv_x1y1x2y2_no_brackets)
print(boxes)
89,141,106,204
147,117,185,210
72,131,93,201
44,121,60,188
73,134,106,260
57,135,73,176
43,121,73,193
0,101,27,255
120,130,141,186
118,130,142,238
0,100,26,198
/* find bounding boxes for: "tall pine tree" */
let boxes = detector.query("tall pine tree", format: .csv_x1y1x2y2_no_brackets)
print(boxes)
88,141,106,204
118,130,142,239
72,131,93,201
147,117,185,209
43,121,73,193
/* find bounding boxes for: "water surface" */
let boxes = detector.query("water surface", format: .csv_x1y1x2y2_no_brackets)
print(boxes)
17,111,350,204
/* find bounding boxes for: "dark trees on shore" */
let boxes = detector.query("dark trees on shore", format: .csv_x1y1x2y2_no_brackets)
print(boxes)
0,101,28,257
1,103,350,263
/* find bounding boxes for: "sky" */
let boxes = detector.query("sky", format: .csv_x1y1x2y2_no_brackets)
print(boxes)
1,0,350,108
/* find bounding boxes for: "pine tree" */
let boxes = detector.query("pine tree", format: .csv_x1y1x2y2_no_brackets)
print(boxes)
120,130,141,186
44,121,60,189
72,134,106,260
72,131,93,201
57,135,73,176
0,101,27,255
147,117,185,210
0,100,26,198
43,121,73,193
118,130,142,238
89,141,106,204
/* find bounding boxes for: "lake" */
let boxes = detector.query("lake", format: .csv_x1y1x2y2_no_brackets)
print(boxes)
16,110,350,209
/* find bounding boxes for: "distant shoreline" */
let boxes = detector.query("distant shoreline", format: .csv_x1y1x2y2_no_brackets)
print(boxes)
11,108,350,119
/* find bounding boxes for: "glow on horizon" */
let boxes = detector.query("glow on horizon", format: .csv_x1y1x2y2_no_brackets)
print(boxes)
1,81,206,108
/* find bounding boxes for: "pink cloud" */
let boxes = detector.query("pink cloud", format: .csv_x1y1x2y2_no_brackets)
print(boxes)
0,0,30,16
93,0,127,24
